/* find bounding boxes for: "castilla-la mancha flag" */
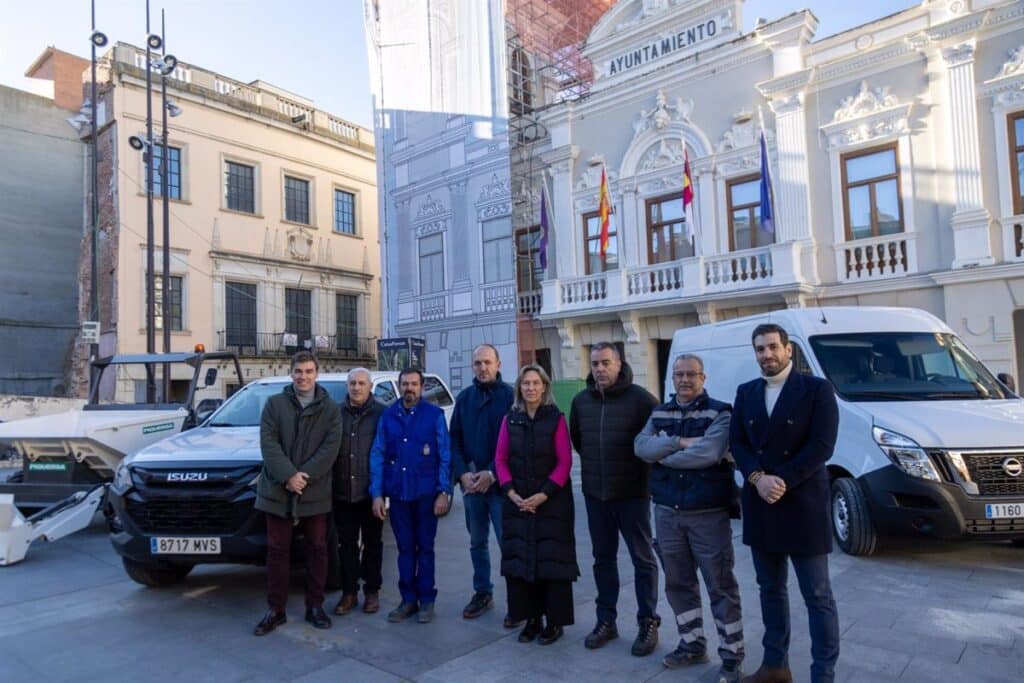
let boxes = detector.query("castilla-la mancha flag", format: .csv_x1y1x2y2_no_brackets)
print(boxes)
598,165,612,262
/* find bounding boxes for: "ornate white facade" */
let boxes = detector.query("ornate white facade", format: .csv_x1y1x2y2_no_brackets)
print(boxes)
519,0,1024,393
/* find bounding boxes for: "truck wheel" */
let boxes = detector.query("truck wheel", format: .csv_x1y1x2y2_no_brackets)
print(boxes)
832,477,877,556
123,558,192,587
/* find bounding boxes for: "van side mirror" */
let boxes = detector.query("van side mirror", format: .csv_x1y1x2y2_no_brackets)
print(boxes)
204,368,218,387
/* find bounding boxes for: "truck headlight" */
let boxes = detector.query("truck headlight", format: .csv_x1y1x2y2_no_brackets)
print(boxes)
872,426,940,481
112,463,133,491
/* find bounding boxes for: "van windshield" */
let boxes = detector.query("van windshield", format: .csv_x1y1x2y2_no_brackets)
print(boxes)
206,381,349,427
809,333,1009,402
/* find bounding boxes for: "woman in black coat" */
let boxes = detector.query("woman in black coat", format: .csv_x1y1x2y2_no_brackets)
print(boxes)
495,364,578,645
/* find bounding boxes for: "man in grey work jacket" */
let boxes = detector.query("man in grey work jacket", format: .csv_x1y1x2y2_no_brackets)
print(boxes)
636,354,744,682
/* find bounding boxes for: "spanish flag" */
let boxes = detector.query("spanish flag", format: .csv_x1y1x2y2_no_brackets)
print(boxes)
598,165,612,262
682,148,694,209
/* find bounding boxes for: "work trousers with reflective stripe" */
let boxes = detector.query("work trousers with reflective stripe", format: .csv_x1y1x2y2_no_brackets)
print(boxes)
653,505,744,664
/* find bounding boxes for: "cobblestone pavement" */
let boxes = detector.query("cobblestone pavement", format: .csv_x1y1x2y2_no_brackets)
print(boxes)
1,477,1022,682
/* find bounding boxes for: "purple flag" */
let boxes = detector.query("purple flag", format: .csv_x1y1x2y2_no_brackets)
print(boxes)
539,185,549,270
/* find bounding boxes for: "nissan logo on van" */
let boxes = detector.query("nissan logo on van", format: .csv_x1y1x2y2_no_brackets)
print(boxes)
1002,458,1023,478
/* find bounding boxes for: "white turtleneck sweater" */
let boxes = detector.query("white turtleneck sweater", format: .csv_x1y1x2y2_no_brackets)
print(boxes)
764,361,794,417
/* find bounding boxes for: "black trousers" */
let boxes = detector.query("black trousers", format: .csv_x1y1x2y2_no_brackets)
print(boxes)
584,495,660,625
506,576,574,626
333,498,383,595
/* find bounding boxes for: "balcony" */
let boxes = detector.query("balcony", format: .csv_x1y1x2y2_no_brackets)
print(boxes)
539,244,788,316
704,247,773,293
482,283,516,313
518,290,542,317
216,331,376,360
836,233,917,282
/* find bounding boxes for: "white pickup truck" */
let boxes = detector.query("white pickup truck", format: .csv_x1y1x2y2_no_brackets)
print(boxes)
106,371,455,587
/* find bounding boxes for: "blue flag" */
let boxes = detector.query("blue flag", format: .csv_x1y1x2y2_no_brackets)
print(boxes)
759,129,775,234
539,185,549,270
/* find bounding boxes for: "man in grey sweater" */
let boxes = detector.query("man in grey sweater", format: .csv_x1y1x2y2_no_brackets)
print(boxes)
254,351,342,636
635,354,744,682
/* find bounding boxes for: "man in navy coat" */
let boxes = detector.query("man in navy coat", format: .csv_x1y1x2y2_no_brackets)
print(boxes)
730,323,840,683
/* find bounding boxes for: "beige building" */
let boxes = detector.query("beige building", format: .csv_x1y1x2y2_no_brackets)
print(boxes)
77,43,380,401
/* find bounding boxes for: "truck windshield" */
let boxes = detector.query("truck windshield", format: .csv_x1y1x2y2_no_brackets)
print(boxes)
206,381,348,426
809,332,1009,402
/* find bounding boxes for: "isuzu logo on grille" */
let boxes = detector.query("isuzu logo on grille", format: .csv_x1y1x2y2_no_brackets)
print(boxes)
166,472,208,482
1002,457,1023,478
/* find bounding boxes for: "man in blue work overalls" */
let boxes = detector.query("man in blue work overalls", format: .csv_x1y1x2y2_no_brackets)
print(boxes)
370,367,452,624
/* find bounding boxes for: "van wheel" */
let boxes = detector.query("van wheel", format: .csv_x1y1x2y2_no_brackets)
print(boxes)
832,478,877,556
123,558,192,587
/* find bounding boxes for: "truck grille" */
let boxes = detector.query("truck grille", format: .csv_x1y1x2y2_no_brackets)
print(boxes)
126,499,240,534
963,452,1024,496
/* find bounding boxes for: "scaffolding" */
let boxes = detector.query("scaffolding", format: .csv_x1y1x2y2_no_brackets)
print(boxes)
505,0,613,370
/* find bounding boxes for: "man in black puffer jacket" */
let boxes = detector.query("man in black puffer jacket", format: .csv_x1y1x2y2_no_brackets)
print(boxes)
570,342,660,657
331,367,387,617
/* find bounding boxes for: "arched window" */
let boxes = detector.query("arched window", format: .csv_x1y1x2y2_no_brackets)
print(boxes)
509,47,533,116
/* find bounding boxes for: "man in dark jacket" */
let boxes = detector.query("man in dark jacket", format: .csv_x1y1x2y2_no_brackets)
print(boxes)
450,344,515,622
730,324,840,683
254,351,342,636
331,367,386,616
370,367,453,624
636,354,744,682
570,342,660,656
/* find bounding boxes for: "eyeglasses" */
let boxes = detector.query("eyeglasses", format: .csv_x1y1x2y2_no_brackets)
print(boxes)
672,371,703,379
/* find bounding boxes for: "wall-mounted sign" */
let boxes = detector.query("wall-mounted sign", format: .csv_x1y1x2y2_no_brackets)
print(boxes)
604,13,730,78
82,321,100,344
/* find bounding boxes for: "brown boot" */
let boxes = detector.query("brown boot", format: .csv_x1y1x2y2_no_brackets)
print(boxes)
333,593,358,615
362,592,380,614
740,666,794,683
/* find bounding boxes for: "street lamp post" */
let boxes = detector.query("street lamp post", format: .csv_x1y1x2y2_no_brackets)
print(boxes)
144,0,157,403
160,9,171,402
88,0,107,393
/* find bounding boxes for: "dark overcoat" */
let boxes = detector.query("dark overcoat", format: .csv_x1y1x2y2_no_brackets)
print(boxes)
730,370,839,555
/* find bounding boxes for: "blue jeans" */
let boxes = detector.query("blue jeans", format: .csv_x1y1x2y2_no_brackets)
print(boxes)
389,495,439,604
584,495,660,625
751,548,839,683
463,488,503,595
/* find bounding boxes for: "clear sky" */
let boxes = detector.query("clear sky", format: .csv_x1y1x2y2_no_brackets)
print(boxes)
0,0,918,128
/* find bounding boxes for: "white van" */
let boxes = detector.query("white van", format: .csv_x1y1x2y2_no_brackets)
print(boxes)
666,306,1024,555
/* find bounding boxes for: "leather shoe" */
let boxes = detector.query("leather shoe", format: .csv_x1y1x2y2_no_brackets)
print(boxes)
253,609,286,636
416,602,435,623
362,592,380,614
538,623,563,645
333,593,358,615
584,621,618,649
740,665,793,683
462,591,493,619
503,613,524,629
631,616,660,657
518,617,542,642
388,601,419,622
305,605,332,629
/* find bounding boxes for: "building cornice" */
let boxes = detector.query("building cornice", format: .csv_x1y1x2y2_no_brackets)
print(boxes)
209,249,373,281
113,64,375,160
